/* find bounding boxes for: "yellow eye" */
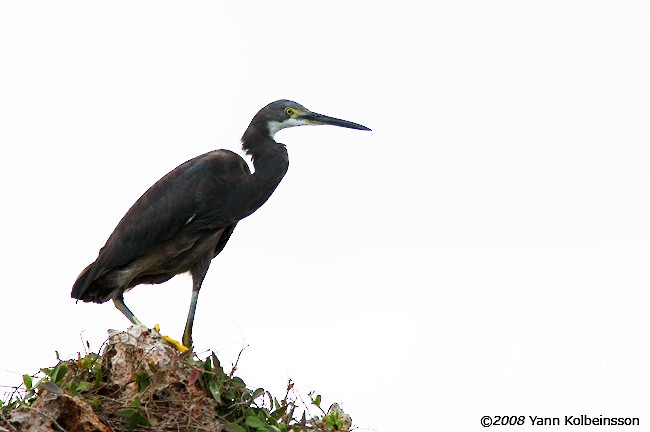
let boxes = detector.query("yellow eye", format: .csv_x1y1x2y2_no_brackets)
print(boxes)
284,107,295,116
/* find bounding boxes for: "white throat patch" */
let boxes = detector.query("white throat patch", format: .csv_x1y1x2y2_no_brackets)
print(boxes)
267,118,309,139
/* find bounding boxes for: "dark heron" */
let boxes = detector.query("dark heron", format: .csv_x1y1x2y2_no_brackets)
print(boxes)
71,100,370,349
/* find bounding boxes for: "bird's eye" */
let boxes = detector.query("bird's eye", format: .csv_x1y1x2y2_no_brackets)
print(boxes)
284,107,295,116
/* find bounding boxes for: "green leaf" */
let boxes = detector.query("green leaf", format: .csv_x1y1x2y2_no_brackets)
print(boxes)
117,408,136,418
271,405,287,420
245,415,268,430
81,354,98,370
231,377,246,388
117,407,149,430
263,409,278,427
314,394,322,407
209,380,222,404
223,389,236,401
203,358,212,372
93,364,103,389
76,381,90,392
128,411,149,428
42,381,63,394
23,374,32,390
225,423,248,432
49,364,60,382
134,371,151,392
210,351,227,378
50,363,68,385
211,352,222,371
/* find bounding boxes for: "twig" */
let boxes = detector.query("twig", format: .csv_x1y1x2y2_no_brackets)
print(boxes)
229,344,249,378
21,406,68,432
79,331,89,356
0,410,18,432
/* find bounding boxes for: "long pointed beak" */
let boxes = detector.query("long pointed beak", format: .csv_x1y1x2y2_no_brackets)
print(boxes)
302,111,371,131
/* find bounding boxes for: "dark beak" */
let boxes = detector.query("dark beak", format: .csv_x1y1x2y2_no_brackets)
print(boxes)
303,111,371,131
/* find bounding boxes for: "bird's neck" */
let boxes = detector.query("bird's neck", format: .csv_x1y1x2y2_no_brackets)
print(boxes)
241,132,289,197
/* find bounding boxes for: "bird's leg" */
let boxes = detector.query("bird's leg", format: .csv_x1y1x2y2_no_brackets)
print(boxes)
183,255,212,348
113,295,187,351
182,288,201,348
113,295,141,325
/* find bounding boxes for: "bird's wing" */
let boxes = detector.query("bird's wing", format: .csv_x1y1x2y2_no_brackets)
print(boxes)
89,150,250,277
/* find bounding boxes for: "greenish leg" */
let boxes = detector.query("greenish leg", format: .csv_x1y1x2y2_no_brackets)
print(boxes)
113,295,142,325
182,288,200,348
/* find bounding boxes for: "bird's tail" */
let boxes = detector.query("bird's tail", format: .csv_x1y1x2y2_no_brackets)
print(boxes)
71,262,97,302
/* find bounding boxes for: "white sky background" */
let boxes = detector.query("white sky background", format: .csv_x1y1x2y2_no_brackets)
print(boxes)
1,1,649,431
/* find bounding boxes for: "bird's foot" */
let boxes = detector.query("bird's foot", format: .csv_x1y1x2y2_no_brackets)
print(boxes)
153,324,190,352
163,335,190,352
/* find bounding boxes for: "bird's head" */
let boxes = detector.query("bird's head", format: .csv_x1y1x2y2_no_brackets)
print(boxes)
246,100,371,141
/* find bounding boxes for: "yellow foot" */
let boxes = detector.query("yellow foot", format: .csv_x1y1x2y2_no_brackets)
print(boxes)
153,324,190,352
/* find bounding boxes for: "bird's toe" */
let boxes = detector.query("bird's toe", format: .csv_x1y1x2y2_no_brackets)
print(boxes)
162,335,190,352
153,324,190,352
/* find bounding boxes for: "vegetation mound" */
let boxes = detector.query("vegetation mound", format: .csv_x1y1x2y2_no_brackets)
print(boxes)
0,325,352,432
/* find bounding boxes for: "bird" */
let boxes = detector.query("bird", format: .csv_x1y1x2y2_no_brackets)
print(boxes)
71,99,370,349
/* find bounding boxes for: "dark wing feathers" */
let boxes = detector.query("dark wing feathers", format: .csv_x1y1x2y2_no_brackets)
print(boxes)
72,150,250,299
